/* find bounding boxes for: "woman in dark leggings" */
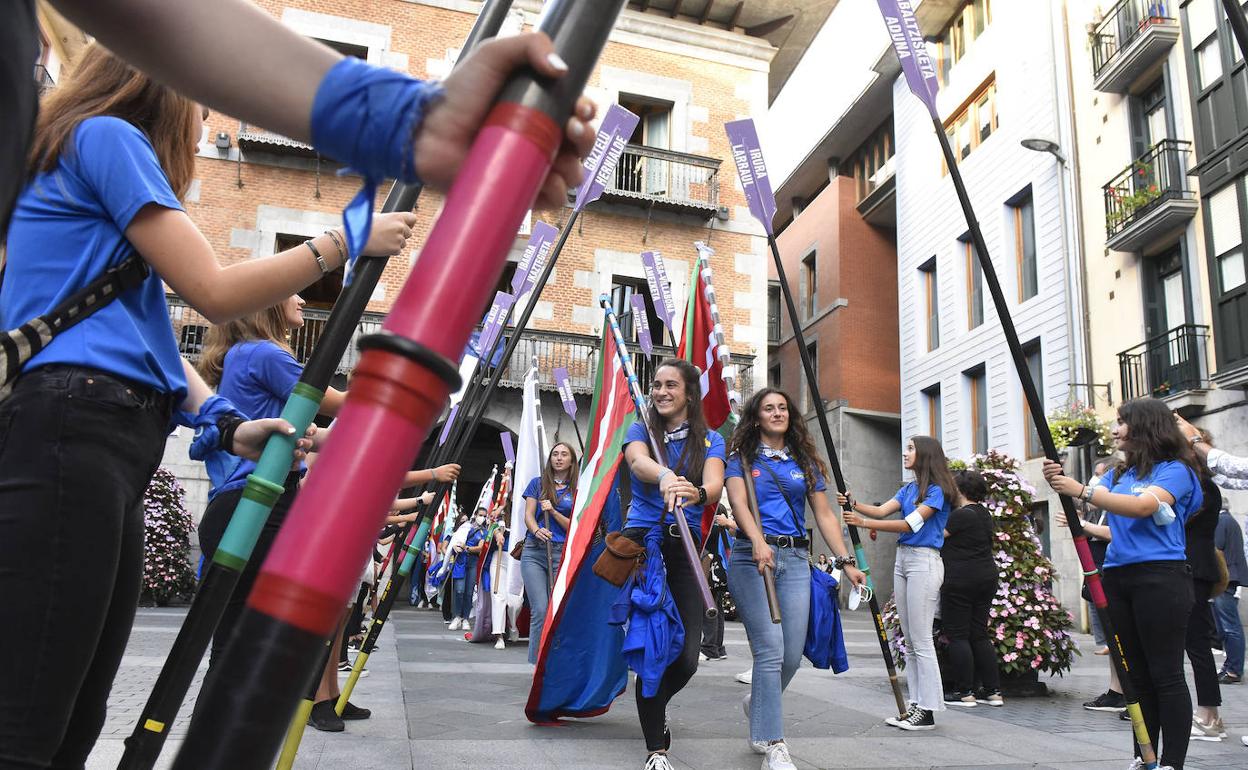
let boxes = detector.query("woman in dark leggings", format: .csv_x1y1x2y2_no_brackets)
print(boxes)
1045,397,1204,770
939,470,1002,708
1184,472,1225,741
620,359,725,770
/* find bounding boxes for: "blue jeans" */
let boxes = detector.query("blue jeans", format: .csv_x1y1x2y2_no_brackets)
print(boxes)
453,557,477,619
727,542,810,743
521,538,564,664
1213,589,1245,677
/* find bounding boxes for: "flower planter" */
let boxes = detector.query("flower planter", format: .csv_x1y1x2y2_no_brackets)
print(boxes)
1000,667,1048,698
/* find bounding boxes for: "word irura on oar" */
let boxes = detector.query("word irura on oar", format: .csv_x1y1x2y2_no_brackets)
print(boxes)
724,116,907,719
599,295,717,616
117,5,517,769
173,3,626,766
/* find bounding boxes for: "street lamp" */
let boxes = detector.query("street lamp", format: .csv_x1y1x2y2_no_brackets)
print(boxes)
1020,137,1067,164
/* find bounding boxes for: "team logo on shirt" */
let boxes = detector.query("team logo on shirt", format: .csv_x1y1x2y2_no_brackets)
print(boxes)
790,470,804,480
751,468,761,478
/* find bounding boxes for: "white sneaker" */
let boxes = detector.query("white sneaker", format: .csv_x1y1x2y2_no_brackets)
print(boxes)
699,652,709,662
644,752,674,770
742,695,766,754
735,669,752,685
1190,714,1227,741
494,637,506,650
762,742,796,770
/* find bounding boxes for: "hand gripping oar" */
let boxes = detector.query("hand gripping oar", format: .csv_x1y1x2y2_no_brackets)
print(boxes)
725,118,908,719
600,296,717,617
173,6,625,765
118,7,517,769
738,455,781,624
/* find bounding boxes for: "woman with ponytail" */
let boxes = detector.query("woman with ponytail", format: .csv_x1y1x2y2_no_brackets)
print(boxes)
839,436,956,731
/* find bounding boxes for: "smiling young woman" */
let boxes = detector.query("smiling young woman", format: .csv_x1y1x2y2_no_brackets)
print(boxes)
521,441,579,664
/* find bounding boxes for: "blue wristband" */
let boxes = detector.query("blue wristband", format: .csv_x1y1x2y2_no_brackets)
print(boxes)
310,57,444,281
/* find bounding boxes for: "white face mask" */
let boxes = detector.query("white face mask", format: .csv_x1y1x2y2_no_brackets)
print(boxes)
475,516,486,526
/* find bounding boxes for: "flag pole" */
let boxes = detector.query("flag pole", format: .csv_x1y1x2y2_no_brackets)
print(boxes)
531,369,557,596
727,116,908,718
600,296,718,616
118,6,516,767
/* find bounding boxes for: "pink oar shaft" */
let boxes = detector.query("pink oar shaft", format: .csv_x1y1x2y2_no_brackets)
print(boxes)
250,114,558,636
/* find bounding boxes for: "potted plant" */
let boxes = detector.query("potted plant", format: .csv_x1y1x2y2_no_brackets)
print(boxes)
140,467,197,606
882,451,1078,696
1048,401,1113,455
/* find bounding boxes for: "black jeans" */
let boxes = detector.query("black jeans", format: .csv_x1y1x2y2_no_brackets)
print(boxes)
1185,578,1221,708
940,576,1001,693
1103,561,1193,770
700,589,726,658
192,475,299,716
0,366,173,768
627,531,702,752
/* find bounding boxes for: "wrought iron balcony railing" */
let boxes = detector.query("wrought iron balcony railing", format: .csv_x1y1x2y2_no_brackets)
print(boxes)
167,296,755,397
1118,324,1210,401
1090,0,1178,86
605,144,721,213
1102,139,1194,242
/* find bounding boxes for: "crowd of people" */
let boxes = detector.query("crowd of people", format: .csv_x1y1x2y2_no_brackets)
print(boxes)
3,5,1248,770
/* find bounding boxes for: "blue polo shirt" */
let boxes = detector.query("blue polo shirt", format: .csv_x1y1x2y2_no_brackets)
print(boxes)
623,420,726,536
1100,461,1202,568
209,340,305,498
521,476,573,543
893,481,950,550
0,116,187,397
725,451,824,537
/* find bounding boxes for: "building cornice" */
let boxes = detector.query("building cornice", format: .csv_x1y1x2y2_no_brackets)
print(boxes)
403,0,776,70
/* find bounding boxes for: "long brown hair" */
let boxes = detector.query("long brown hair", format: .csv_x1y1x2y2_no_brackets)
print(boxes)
646,358,709,485
911,435,956,508
197,304,294,387
1115,397,1204,481
539,442,579,504
29,43,199,198
727,387,827,489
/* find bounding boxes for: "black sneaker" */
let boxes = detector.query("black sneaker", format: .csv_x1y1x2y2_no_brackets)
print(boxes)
943,690,977,707
884,703,919,727
340,700,371,720
894,708,935,731
308,700,344,732
1218,671,1242,685
1083,691,1126,712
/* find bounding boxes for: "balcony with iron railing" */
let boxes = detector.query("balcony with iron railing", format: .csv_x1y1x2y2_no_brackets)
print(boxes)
1090,0,1180,93
1103,139,1197,252
168,296,754,397
603,144,721,215
856,154,897,228
1118,324,1211,412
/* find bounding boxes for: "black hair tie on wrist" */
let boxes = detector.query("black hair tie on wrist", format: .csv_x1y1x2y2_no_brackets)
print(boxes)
217,414,246,454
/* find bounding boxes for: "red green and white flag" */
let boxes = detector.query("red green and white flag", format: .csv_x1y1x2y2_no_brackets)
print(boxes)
527,324,633,723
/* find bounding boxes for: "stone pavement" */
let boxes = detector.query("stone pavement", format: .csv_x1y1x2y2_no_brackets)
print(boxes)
89,604,1248,769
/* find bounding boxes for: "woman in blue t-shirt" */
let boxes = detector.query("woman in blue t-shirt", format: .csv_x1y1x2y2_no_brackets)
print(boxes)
839,436,956,731
620,359,725,768
520,441,579,663
0,46,416,765
1044,398,1204,770
724,388,865,768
